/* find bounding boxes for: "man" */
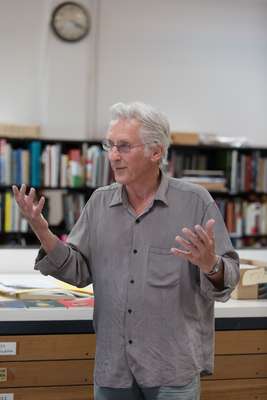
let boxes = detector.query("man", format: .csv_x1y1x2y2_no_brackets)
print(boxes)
13,102,239,400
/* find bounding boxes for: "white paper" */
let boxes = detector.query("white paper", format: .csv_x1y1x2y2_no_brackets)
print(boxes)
0,395,14,400
0,342,16,355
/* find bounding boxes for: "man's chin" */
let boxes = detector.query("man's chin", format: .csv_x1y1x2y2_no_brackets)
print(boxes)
113,173,128,185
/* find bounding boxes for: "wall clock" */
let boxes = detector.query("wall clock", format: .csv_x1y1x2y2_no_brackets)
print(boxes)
51,2,90,42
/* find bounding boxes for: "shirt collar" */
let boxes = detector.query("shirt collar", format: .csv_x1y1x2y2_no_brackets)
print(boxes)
109,170,170,208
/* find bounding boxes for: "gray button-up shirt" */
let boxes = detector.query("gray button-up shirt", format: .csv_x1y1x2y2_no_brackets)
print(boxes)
35,173,239,388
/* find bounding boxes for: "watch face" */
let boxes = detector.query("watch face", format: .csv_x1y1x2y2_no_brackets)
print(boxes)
51,2,90,42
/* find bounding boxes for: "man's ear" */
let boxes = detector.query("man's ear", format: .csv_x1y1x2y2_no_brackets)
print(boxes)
150,144,164,163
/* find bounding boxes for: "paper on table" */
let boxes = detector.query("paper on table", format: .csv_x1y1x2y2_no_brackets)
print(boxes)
0,274,62,289
242,268,267,286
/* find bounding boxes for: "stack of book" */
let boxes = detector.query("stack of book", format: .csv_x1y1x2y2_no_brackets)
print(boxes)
180,169,227,192
0,278,94,309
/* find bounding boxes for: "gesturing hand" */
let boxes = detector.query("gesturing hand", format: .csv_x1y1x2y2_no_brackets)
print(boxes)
12,184,48,231
171,219,218,274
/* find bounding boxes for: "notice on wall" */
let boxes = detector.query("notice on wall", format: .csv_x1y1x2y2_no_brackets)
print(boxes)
0,342,16,356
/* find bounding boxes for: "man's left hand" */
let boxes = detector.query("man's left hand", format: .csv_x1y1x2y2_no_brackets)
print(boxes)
171,218,218,274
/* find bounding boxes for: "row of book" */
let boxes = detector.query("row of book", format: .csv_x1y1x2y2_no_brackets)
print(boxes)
230,150,267,193
0,191,86,233
216,198,267,237
178,169,227,192
168,150,267,193
0,139,111,188
0,192,29,233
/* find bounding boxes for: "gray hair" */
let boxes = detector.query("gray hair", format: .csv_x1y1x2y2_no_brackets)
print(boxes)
109,102,170,165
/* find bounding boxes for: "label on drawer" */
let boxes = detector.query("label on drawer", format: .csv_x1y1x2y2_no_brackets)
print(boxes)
0,395,14,400
0,368,7,382
0,342,16,355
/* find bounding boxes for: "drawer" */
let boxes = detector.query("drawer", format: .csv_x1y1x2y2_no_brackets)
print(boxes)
203,354,267,380
201,378,267,400
215,330,267,355
0,334,96,361
0,385,93,400
0,359,94,388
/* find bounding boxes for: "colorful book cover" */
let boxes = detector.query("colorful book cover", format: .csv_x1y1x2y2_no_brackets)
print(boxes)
58,297,94,308
0,299,26,308
29,141,41,187
23,300,66,308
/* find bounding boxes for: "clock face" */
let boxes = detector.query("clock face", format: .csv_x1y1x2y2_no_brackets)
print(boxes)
51,2,90,42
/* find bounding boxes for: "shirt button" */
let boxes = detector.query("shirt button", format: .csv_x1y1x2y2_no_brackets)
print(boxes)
133,249,138,254
128,340,133,344
128,309,132,314
130,279,134,284
135,219,140,224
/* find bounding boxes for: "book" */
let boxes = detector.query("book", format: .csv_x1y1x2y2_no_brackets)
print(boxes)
29,141,41,187
58,297,94,308
23,299,66,308
0,282,88,300
182,169,225,177
0,299,26,308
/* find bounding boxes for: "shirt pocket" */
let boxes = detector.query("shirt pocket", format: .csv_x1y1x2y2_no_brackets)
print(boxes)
147,247,181,287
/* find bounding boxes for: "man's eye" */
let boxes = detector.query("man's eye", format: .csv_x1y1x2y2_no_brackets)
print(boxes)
119,144,131,152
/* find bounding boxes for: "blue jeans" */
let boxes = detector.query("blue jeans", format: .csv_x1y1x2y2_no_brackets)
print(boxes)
94,375,200,400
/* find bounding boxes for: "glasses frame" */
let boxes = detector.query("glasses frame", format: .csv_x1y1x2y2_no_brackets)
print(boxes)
102,139,150,154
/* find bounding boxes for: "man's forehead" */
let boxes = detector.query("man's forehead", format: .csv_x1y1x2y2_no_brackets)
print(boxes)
107,118,141,138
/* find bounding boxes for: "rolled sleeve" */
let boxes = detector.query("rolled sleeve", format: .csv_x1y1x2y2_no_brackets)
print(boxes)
34,241,70,275
200,252,240,302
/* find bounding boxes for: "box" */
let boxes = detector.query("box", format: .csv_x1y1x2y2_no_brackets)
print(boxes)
170,132,200,145
231,258,267,300
0,123,40,138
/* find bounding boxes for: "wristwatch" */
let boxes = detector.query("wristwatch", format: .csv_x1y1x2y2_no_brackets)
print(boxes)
206,256,222,276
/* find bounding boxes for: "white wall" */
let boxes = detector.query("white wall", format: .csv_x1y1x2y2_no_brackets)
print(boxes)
0,0,267,143
0,0,97,140
96,0,267,142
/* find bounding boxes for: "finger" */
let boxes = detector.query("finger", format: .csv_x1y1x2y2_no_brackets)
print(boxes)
19,184,26,196
205,219,215,239
175,235,192,250
175,237,199,258
28,187,36,202
182,227,203,251
171,247,198,264
13,185,25,207
34,196,45,216
12,185,19,198
194,225,210,244
171,247,192,257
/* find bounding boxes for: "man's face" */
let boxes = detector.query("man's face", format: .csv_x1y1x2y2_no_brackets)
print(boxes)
106,118,156,186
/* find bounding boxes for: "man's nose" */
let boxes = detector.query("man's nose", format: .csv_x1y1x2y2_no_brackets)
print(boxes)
109,146,121,160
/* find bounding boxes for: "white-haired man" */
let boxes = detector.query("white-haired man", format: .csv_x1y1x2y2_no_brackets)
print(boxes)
13,102,239,400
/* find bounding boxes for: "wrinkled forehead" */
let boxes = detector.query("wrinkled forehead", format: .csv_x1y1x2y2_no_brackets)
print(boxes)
106,118,142,141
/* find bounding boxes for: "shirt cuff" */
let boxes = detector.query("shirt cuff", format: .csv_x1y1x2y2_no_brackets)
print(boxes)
34,241,70,275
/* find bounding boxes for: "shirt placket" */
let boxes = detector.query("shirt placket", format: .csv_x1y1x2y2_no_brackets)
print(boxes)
125,215,142,351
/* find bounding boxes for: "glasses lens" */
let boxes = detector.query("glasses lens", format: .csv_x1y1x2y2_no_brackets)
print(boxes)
117,143,131,153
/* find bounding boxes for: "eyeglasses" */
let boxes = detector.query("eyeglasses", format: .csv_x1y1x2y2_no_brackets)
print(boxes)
102,139,148,154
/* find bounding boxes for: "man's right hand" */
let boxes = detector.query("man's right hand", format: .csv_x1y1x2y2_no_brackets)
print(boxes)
12,184,48,233
12,184,60,253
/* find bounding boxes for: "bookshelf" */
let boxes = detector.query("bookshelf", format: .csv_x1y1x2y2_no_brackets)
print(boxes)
0,137,111,246
168,144,267,249
1,137,267,248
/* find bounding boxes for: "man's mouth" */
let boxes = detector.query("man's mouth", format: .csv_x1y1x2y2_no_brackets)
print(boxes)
113,166,126,171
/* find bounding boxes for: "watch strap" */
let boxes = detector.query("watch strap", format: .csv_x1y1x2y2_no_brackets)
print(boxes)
205,256,222,276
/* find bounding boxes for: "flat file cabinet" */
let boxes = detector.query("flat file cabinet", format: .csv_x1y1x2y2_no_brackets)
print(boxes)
0,323,266,399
